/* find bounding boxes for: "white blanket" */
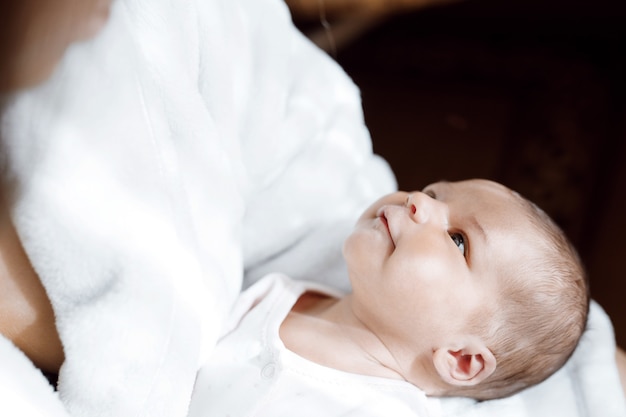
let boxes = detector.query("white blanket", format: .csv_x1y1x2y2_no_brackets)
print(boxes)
0,0,623,416
0,0,392,415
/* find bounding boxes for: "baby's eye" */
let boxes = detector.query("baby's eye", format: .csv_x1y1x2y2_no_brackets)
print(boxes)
423,188,436,199
449,232,466,256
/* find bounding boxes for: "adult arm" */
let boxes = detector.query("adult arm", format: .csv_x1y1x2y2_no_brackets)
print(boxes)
0,202,63,374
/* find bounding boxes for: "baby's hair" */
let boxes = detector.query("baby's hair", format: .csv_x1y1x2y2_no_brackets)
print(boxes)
450,194,589,400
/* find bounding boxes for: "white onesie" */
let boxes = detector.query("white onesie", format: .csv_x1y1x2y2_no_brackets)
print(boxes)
188,273,435,417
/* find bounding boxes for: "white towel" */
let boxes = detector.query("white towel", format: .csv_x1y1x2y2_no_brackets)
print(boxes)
0,0,393,415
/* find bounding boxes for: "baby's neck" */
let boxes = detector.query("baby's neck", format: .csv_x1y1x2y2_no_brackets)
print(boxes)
279,291,409,381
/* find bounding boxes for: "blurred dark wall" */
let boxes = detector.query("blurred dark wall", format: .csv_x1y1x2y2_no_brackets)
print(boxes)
326,0,626,346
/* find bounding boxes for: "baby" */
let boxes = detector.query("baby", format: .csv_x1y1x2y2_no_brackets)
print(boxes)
189,178,589,416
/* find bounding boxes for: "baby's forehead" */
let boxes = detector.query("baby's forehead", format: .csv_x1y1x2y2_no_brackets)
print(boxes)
440,180,547,266
429,179,531,218
437,178,517,198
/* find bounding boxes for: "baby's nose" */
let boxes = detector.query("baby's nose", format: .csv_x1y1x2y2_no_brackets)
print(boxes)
406,192,448,225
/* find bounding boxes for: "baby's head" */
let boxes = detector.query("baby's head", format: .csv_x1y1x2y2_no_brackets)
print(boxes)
343,179,588,400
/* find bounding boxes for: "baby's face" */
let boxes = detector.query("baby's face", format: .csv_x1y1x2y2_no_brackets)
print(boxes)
343,179,538,356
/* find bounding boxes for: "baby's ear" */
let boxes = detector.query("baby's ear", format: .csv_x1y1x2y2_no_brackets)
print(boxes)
432,344,496,387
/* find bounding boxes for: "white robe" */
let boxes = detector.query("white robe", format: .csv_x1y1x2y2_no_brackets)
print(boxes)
1,0,393,415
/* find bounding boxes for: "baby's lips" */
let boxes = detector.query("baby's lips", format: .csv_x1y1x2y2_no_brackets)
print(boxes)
377,206,398,247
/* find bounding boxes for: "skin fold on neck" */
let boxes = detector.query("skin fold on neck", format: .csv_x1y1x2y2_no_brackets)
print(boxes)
279,291,414,382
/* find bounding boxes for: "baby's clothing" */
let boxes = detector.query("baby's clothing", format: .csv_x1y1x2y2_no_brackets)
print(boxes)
188,273,434,417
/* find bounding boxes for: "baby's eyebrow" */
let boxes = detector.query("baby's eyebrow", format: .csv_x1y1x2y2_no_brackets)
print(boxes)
468,215,487,245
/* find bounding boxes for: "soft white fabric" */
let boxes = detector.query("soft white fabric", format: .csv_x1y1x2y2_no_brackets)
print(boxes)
188,273,434,417
0,0,392,415
0,0,623,416
0,337,69,417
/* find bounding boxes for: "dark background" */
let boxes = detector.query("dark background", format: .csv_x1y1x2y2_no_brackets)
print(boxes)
292,0,626,348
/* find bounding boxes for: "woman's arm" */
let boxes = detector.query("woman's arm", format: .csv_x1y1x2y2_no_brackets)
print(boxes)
285,0,460,20
0,204,63,374
616,346,626,398
284,0,462,53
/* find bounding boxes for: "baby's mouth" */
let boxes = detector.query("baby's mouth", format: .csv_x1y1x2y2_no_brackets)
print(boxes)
378,210,395,247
